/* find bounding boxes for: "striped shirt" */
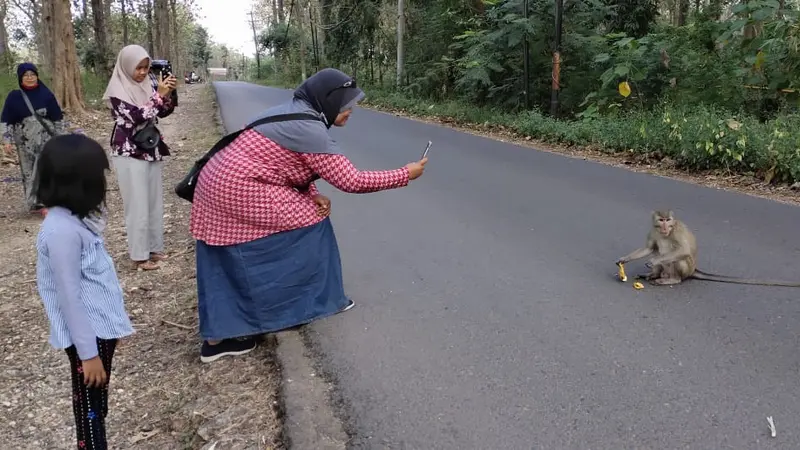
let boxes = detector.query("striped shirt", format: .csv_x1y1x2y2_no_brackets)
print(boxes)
36,207,134,360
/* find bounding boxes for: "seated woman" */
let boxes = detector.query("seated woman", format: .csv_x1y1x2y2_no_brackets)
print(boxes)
190,68,428,363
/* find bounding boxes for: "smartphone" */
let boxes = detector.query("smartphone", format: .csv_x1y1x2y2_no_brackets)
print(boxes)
421,140,432,159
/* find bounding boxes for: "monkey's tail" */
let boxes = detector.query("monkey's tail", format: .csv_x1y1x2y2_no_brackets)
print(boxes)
692,269,800,288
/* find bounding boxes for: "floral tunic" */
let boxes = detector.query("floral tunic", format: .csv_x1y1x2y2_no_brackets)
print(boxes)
109,91,174,162
190,129,410,246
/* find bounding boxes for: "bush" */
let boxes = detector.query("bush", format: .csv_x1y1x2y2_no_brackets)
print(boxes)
359,87,800,184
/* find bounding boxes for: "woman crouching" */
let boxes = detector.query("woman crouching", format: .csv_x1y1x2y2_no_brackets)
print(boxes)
189,68,427,363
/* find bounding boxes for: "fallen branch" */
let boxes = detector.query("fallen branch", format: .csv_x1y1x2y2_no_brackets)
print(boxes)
161,319,195,330
0,268,22,279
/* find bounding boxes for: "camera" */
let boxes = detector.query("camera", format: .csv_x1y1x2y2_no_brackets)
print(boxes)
148,58,178,108
150,59,173,80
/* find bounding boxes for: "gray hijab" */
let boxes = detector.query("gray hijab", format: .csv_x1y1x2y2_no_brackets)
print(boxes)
247,68,365,155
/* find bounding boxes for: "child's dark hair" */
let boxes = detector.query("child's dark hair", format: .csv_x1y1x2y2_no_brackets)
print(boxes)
36,134,109,218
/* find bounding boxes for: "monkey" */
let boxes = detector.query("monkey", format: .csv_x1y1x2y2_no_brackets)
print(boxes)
615,210,800,287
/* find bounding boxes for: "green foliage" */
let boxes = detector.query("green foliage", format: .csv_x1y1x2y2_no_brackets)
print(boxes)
604,0,659,38
191,26,213,70
257,0,800,184
358,88,800,183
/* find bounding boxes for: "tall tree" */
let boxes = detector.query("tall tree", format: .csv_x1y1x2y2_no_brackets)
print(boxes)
0,0,11,72
119,0,129,46
142,0,154,55
153,0,170,59
11,0,49,71
91,0,111,75
43,0,84,112
294,0,306,80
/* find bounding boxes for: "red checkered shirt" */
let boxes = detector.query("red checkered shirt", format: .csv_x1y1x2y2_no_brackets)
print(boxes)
189,129,410,246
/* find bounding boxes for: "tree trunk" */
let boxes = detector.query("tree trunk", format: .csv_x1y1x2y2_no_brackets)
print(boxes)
153,0,171,59
295,0,306,80
396,0,404,87
675,0,689,25
120,0,129,45
0,0,11,73
169,0,180,76
277,0,284,22
102,0,113,50
315,0,324,64
27,1,51,73
91,0,111,75
43,0,84,113
144,0,155,55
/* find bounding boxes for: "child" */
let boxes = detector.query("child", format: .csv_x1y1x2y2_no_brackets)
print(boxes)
35,133,134,449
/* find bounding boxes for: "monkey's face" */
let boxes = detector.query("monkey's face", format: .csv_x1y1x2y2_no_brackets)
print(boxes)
653,212,675,236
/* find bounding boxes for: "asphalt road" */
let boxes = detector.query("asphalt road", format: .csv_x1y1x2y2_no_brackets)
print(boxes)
213,81,800,450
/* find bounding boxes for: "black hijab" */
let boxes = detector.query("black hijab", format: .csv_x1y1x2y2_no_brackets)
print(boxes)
293,68,365,128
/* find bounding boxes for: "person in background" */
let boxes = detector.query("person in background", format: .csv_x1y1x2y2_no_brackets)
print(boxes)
0,62,65,216
103,44,177,271
189,68,428,363
35,133,134,450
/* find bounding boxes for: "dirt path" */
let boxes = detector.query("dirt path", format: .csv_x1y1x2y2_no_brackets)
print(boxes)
0,84,285,450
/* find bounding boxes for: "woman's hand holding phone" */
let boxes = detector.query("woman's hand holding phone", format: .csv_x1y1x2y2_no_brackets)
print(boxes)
405,157,428,180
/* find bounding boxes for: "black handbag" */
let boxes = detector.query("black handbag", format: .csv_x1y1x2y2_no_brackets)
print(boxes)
174,112,323,203
131,120,161,150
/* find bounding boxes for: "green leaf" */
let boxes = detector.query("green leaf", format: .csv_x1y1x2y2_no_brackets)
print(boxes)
615,37,635,48
613,65,630,76
594,53,611,63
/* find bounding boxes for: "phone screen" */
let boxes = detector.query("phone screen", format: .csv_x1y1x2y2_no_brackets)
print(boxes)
422,141,432,159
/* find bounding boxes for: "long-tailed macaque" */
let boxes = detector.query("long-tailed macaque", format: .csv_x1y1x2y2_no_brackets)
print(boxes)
616,210,800,287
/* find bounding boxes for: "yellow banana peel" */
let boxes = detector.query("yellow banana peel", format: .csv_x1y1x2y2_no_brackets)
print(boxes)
633,282,644,290
617,262,627,282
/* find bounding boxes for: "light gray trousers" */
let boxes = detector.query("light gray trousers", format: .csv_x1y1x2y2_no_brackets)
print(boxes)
113,155,164,261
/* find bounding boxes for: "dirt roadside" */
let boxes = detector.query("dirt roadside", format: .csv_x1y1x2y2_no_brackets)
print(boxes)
0,84,285,450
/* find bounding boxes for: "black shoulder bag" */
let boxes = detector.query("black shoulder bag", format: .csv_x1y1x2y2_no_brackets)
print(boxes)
174,112,323,203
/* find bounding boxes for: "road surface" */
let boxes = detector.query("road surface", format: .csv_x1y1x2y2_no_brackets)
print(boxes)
212,81,800,450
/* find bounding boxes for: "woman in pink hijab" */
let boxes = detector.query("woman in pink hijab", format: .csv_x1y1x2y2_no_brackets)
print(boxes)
103,45,177,271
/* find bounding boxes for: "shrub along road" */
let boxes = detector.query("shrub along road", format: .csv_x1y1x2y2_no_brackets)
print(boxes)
216,81,800,449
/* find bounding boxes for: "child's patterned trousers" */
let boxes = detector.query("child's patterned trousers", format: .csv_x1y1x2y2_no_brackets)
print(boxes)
65,338,118,450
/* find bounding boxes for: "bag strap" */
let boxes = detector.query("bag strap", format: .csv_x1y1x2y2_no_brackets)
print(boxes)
20,90,56,137
199,112,324,164
241,112,324,133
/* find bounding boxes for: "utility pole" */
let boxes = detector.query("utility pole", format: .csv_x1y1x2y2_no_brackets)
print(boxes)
396,0,404,87
550,0,564,116
247,8,261,79
522,0,530,110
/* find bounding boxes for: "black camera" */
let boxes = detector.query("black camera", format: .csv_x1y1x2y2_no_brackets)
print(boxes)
150,59,173,80
149,58,178,108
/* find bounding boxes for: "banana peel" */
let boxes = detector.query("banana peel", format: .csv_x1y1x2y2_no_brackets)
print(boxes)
617,262,645,289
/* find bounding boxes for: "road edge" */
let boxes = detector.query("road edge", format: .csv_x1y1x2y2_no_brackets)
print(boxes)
210,82,349,450
275,330,349,449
